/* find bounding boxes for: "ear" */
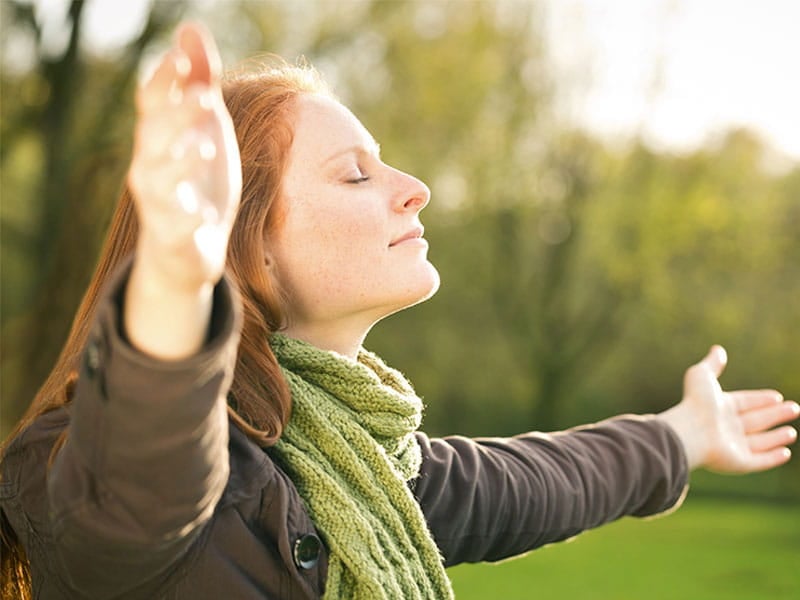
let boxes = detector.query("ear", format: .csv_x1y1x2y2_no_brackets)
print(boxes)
262,222,283,273
262,244,276,270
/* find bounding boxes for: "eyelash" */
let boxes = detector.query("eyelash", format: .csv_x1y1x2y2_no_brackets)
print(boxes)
347,171,370,184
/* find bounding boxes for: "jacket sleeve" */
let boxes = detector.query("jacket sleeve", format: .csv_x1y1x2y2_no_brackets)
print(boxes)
413,416,689,567
47,258,241,598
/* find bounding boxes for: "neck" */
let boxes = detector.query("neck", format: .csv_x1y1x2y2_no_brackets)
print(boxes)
280,320,370,359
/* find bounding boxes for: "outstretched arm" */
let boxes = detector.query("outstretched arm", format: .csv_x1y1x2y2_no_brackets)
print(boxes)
417,347,797,566
658,345,798,472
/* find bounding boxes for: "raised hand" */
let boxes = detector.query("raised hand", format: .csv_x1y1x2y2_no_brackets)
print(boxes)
660,346,799,472
128,23,241,290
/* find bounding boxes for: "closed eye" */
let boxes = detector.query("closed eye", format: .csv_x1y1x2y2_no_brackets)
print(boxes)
346,166,370,184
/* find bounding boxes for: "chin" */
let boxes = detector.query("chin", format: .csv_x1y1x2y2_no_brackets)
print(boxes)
375,263,440,321
403,261,441,308
419,262,441,301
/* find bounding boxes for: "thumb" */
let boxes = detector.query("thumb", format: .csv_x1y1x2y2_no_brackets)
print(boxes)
701,345,728,379
176,22,222,87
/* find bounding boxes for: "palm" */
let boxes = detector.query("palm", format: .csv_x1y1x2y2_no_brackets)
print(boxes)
128,24,241,288
680,346,798,473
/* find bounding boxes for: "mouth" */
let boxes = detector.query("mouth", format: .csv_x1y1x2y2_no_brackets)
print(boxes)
389,226,425,247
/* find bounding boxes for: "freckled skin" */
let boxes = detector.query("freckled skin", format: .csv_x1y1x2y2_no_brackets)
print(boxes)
268,94,440,353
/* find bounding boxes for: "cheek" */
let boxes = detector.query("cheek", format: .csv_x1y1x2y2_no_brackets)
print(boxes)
299,196,380,254
271,194,387,304
313,207,388,285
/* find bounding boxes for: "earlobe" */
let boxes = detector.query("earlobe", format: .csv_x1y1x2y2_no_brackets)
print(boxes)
263,246,282,273
261,236,274,268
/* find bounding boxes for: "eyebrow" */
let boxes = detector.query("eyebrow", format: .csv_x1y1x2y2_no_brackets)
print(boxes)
323,141,382,165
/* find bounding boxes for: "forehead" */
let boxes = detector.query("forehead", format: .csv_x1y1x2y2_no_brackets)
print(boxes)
290,94,378,161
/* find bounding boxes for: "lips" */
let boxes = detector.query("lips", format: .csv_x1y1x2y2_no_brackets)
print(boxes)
389,226,425,247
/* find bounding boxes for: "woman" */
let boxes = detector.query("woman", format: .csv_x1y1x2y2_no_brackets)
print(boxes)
1,23,797,600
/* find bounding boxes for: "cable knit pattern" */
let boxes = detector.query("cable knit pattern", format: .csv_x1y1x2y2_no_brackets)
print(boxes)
269,334,453,600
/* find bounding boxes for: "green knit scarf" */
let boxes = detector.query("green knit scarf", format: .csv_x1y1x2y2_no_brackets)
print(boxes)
268,334,453,600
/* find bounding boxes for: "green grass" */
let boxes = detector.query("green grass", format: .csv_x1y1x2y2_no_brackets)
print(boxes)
447,498,800,599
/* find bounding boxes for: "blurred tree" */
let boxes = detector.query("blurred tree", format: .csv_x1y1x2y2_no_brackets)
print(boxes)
312,2,645,431
1,0,796,500
1,0,187,432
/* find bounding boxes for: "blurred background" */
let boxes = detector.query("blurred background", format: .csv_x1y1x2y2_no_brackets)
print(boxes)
1,1,798,597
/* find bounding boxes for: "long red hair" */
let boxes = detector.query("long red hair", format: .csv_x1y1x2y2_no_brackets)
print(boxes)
1,60,330,599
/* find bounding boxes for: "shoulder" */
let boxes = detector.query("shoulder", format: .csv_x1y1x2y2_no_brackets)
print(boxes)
1,407,70,549
2,407,70,488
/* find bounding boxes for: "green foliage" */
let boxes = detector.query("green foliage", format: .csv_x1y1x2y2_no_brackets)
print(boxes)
1,0,797,497
1,0,187,431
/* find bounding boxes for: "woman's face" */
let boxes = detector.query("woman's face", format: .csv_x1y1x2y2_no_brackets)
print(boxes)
267,93,439,345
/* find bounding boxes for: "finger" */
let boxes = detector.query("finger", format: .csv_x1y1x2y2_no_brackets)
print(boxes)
133,143,215,189
739,447,792,473
684,345,727,391
701,345,727,378
137,49,191,113
137,111,200,157
131,133,218,198
748,426,798,453
731,389,784,413
136,87,217,155
176,22,222,87
741,401,800,434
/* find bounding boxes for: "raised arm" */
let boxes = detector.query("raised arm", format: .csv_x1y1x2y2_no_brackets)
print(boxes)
125,23,241,360
46,24,243,597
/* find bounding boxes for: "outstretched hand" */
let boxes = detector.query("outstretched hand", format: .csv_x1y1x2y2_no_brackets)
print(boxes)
128,23,241,290
659,346,799,472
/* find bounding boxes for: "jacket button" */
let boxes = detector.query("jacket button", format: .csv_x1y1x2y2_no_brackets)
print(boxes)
293,534,321,570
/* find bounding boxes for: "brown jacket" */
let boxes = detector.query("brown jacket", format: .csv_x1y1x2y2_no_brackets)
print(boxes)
1,271,688,599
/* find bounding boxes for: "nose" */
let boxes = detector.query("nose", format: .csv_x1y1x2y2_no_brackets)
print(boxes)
393,170,430,213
